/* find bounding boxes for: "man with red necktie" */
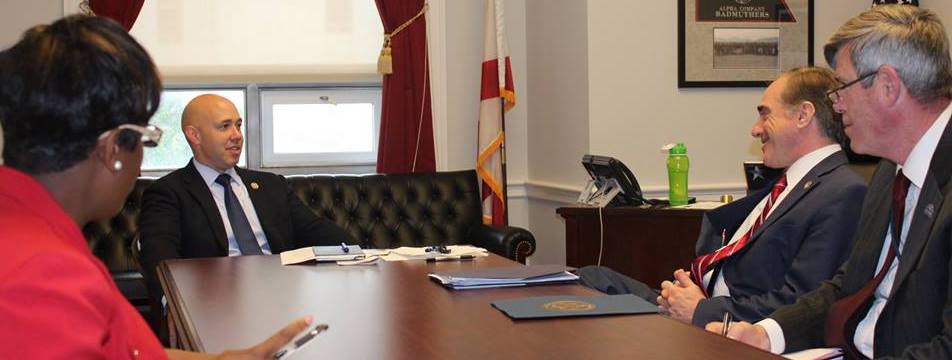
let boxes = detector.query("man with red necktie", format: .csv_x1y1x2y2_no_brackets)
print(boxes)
710,5,952,359
578,66,868,328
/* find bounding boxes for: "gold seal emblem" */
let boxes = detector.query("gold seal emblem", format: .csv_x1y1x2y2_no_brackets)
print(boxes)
250,182,260,190
543,300,596,312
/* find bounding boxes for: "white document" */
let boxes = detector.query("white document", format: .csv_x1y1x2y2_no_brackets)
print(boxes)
280,247,319,265
783,347,843,360
278,245,366,265
428,264,579,290
429,271,579,288
681,201,725,210
280,245,488,265
383,245,489,261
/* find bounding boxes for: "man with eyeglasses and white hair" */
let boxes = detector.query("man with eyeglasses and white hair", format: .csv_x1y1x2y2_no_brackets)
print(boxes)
708,5,952,359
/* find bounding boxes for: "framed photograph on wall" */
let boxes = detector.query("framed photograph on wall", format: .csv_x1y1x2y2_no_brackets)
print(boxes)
678,0,814,88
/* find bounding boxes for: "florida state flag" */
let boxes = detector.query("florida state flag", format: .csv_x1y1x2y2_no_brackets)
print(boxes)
477,0,516,225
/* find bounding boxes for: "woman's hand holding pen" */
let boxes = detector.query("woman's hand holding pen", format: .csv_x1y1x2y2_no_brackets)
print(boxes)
704,321,771,351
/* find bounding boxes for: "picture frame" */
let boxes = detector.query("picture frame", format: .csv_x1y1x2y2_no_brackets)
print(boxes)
678,0,814,88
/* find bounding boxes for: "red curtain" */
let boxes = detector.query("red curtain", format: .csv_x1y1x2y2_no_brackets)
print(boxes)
375,0,435,174
89,0,144,32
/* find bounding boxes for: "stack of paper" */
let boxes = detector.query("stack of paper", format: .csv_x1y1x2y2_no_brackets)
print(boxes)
386,245,488,261
280,245,366,265
782,348,843,360
280,245,489,265
428,264,579,290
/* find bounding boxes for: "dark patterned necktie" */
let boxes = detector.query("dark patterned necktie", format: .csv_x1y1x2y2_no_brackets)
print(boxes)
690,175,787,295
215,174,263,255
824,170,909,358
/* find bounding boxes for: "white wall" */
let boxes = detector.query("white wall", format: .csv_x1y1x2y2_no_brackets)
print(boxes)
586,1,874,195
442,0,528,175
523,0,589,265
931,2,952,23
0,0,61,48
440,0,532,231
518,1,952,265
0,0,62,162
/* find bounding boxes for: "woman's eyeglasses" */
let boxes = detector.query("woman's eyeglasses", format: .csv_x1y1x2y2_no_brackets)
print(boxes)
99,124,163,148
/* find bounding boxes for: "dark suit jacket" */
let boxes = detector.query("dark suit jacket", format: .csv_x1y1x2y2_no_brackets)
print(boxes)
138,161,352,322
772,119,952,358
691,151,867,327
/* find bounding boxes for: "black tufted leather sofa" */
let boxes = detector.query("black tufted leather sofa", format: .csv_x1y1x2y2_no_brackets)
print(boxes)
82,177,154,317
83,169,535,322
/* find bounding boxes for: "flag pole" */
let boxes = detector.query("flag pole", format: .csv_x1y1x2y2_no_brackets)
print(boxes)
499,97,509,225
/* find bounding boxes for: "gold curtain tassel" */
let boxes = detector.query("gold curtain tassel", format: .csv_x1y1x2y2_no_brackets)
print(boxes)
377,4,427,76
79,0,95,15
377,35,393,75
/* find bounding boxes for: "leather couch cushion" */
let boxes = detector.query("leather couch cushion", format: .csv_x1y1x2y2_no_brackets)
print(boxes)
288,170,482,249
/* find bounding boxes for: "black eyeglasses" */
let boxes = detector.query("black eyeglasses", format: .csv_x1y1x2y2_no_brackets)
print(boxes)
827,71,877,103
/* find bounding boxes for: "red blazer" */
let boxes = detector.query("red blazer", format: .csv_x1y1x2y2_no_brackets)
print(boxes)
0,167,166,359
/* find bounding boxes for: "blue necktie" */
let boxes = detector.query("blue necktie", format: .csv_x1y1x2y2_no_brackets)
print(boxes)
215,174,263,255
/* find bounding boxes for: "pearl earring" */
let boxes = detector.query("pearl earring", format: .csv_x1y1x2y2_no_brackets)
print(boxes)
113,160,123,171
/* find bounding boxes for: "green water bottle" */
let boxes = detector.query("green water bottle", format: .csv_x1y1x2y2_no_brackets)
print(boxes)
667,143,690,206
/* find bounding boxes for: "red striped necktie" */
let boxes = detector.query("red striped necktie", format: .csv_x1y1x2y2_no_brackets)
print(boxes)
824,170,909,359
690,175,787,295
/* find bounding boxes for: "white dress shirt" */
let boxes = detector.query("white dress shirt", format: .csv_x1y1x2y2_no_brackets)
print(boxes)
193,159,273,256
760,103,952,355
704,144,842,296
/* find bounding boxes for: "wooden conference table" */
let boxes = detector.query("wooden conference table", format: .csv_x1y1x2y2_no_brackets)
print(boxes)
158,254,780,359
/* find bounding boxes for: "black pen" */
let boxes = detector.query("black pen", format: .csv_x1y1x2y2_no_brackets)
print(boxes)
721,312,733,337
340,242,349,253
426,254,477,262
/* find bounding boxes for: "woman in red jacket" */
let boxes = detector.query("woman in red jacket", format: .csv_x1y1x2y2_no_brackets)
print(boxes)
0,15,310,359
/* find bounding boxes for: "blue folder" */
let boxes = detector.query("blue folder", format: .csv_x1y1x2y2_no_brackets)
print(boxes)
492,294,657,320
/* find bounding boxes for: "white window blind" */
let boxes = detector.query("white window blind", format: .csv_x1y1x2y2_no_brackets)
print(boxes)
129,0,384,82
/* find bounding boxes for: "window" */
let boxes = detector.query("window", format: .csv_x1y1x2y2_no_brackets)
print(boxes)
141,85,381,175
121,0,385,174
260,88,381,167
143,89,246,171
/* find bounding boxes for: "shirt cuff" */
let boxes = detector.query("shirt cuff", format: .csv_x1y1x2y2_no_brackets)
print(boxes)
756,318,786,354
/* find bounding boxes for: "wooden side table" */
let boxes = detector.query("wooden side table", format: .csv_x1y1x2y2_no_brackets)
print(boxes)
558,206,707,287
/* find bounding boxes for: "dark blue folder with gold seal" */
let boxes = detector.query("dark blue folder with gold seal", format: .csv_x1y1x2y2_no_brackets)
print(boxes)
491,294,657,320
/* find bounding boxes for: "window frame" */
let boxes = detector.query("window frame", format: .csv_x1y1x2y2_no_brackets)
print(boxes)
140,82,381,178
258,85,382,169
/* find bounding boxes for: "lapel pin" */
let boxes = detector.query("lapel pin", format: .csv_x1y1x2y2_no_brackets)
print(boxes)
924,203,935,219
250,182,260,190
803,180,813,189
